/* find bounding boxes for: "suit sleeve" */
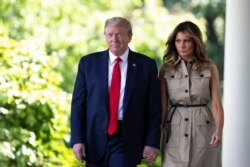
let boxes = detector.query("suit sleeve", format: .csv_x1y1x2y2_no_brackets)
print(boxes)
145,60,162,148
70,58,87,146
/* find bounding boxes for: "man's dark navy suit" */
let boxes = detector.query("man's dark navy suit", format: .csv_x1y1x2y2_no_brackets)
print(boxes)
70,49,161,165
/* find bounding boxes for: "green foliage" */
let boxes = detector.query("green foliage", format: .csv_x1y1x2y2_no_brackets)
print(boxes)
0,0,203,93
0,34,77,166
138,156,161,167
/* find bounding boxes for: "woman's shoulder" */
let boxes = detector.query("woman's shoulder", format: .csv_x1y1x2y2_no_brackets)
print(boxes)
206,62,218,72
199,61,216,71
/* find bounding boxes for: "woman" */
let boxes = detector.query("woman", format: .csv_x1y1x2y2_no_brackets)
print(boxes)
160,21,224,167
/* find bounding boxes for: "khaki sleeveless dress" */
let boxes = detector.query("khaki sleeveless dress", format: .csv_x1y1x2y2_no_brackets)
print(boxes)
161,57,221,167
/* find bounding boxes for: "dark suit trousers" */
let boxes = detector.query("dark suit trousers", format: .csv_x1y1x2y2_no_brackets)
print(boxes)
86,122,137,167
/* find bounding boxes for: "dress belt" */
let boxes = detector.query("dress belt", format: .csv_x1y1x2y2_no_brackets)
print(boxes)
166,103,207,143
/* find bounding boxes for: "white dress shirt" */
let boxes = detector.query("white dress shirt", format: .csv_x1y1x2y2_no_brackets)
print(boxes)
108,48,128,120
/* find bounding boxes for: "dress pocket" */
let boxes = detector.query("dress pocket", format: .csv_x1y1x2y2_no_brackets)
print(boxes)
164,71,182,90
190,70,211,89
194,110,215,148
166,110,181,148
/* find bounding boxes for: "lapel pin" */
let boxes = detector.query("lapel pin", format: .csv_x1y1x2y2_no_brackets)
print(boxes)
132,63,136,67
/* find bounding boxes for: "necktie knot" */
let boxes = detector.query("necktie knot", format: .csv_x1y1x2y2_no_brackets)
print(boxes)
115,57,122,63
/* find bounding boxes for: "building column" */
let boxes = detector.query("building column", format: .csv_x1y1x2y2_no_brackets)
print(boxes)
223,0,250,166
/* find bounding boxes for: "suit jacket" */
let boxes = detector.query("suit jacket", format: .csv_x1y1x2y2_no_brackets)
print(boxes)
70,49,161,165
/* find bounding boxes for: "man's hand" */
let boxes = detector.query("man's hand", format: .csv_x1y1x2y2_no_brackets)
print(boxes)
73,143,86,162
143,146,159,164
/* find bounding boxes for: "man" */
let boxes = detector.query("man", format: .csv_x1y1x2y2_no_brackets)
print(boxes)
70,16,161,167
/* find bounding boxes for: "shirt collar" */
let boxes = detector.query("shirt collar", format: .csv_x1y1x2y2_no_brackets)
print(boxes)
109,48,129,64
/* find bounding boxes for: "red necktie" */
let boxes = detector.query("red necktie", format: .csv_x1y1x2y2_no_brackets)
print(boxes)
108,58,122,135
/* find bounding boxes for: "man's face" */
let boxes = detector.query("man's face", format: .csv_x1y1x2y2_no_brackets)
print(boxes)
104,25,132,56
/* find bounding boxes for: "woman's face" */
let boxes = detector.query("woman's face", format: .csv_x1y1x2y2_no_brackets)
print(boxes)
175,31,194,61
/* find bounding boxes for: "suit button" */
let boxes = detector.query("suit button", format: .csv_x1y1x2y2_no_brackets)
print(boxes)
171,75,174,78
206,120,210,124
185,90,188,93
200,74,204,77
185,118,189,121
184,133,189,137
185,75,188,78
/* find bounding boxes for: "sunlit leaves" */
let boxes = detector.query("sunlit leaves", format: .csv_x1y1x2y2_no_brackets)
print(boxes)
0,35,74,166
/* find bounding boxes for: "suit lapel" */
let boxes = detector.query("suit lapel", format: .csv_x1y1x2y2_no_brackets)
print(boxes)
99,50,109,108
123,51,137,112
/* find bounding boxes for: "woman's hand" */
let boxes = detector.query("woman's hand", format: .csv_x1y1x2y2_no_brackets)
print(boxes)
210,132,222,147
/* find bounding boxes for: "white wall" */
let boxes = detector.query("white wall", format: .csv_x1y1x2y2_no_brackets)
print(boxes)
223,0,250,166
